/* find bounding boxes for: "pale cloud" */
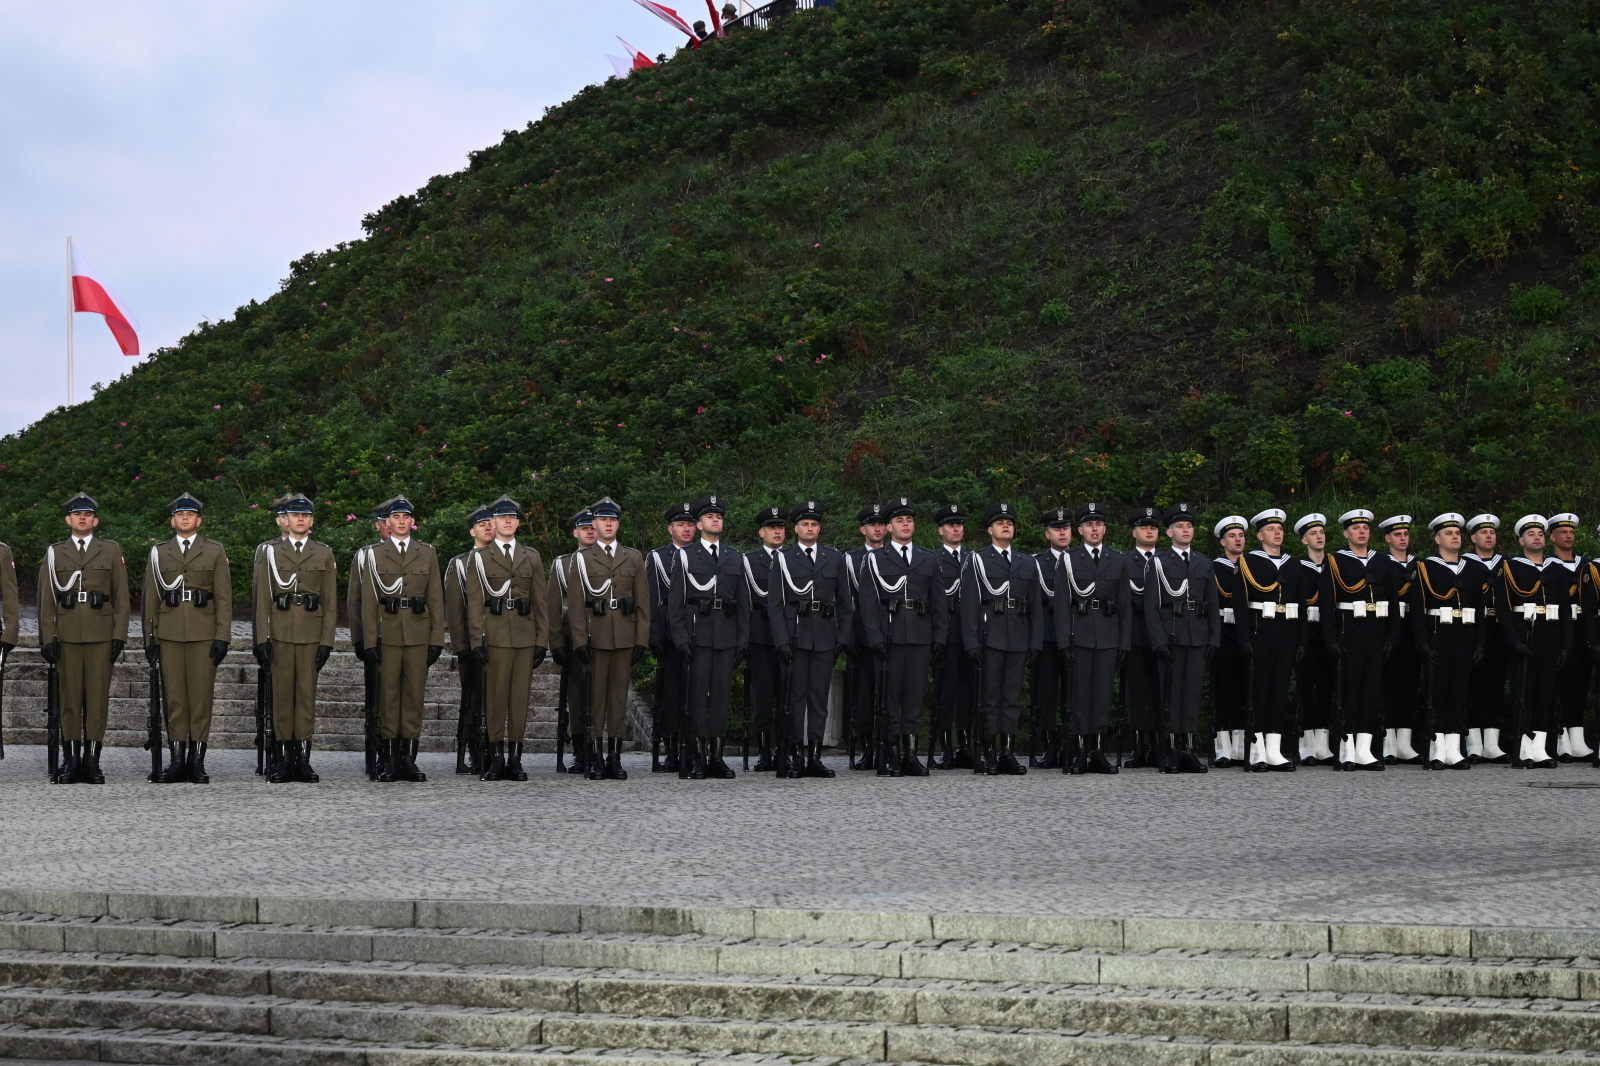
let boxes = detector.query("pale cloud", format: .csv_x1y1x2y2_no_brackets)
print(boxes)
0,0,695,434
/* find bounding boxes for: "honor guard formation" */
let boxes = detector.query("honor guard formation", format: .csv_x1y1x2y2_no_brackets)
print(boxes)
9,491,1599,784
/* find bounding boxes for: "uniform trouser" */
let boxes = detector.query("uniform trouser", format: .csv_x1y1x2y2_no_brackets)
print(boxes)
650,644,680,741
1382,635,1420,731
787,646,834,743
1031,640,1066,739
1247,625,1298,734
59,640,113,743
1507,628,1562,735
1297,639,1333,730
1071,646,1118,734
933,623,975,735
1468,623,1508,730
269,639,318,740
748,643,780,733
688,646,735,738
1161,645,1208,732
486,645,535,743
884,643,932,734
378,643,429,740
588,647,632,739
1558,638,1591,731
1424,628,1476,735
1333,619,1386,733
1125,644,1160,731
1211,626,1245,733
978,647,1026,735
159,638,219,743
847,649,876,736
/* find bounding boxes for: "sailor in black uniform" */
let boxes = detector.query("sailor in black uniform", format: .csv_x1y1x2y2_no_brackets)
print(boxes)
1374,515,1423,764
1409,513,1485,769
1464,514,1510,762
1497,514,1569,769
1293,513,1337,764
1236,508,1306,771
1547,513,1596,761
1210,515,1249,766
1320,508,1401,769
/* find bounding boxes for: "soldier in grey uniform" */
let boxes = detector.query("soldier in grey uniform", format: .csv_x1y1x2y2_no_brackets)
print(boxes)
141,493,232,783
1031,509,1071,768
668,494,748,779
768,501,852,778
844,503,889,769
444,504,495,774
1123,506,1163,767
930,504,973,768
743,506,787,772
960,502,1042,774
548,509,598,774
646,501,696,773
251,493,337,784
858,497,948,776
1145,502,1216,773
1055,501,1131,774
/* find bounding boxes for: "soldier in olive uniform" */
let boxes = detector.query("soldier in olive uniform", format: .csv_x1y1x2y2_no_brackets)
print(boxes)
0,536,19,668
444,504,495,774
566,496,649,779
549,509,599,773
1145,502,1217,773
353,496,445,782
462,496,548,781
142,493,232,783
769,501,852,778
251,493,338,784
668,494,749,779
38,493,130,784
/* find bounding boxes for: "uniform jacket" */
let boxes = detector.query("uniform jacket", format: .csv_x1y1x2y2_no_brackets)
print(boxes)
743,546,779,646
39,536,130,646
767,542,852,653
1554,555,1591,650
1497,554,1572,654
1299,558,1326,628
1144,547,1220,649
465,540,549,650
1034,549,1061,646
1054,543,1132,651
1213,557,1242,633
668,540,749,652
1408,556,1488,655
0,543,19,647
546,552,578,649
142,536,232,644
564,541,649,651
935,546,967,647
1371,553,1419,647
961,545,1044,653
646,544,679,653
1236,550,1309,650
858,542,949,648
444,550,475,654
250,537,336,647
1125,546,1158,648
844,546,877,651
1318,549,1402,650
354,538,446,648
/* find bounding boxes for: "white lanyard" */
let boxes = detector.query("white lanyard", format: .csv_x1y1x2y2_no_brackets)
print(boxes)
45,544,84,595
474,548,513,598
969,552,1011,598
1034,557,1054,597
1060,552,1096,599
263,544,297,592
1152,556,1189,599
776,549,815,598
742,554,768,600
651,549,673,598
866,550,907,596
574,549,614,599
364,545,404,597
147,545,186,594
677,547,719,594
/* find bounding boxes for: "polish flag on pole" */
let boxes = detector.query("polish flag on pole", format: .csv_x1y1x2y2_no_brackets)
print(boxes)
629,0,699,46
617,37,657,70
606,54,635,78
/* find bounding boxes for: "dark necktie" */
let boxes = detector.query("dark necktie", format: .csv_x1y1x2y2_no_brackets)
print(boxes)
294,540,303,554
180,539,189,555
1180,551,1189,564
710,543,718,562
901,545,910,564
1001,549,1010,563
1092,547,1100,563
805,546,814,563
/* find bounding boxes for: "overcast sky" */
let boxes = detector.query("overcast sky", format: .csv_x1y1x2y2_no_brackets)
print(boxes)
0,0,708,437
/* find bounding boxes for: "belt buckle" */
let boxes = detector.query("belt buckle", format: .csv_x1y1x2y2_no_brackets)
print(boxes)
181,589,194,603
76,591,88,603
711,597,722,611
609,597,620,611
1005,597,1017,611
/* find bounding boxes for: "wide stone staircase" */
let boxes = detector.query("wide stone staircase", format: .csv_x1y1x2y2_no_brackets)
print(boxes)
0,635,565,755
0,889,1598,1064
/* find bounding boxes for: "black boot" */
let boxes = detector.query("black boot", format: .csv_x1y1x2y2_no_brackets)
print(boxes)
1179,733,1209,773
84,742,106,784
687,737,708,780
394,738,426,782
804,741,836,778
481,741,506,781
877,737,902,777
752,733,775,772
455,736,474,775
900,734,928,776
269,741,294,783
572,737,591,776
506,742,528,781
952,730,976,769
707,737,736,779
996,734,1027,775
783,742,804,779
660,735,680,774
981,735,1000,776
850,732,875,770
605,737,630,780
296,740,320,783
1122,731,1148,769
157,742,188,783
586,737,605,780
56,741,81,784
932,730,956,770
1086,735,1118,775
1065,735,1086,775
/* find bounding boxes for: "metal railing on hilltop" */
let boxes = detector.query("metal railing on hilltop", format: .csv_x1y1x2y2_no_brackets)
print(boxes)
725,0,832,32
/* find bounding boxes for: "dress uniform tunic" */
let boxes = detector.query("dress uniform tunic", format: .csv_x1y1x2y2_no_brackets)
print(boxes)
39,533,130,744
251,535,336,741
743,542,782,756
1236,549,1309,739
1145,545,1220,733
566,539,648,739
465,539,549,744
931,541,975,761
143,535,231,745
356,536,446,741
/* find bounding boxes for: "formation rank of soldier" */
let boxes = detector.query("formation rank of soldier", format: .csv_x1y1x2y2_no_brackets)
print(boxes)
12,491,1599,784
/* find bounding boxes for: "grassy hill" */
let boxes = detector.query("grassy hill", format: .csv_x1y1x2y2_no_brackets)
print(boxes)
5,0,1600,600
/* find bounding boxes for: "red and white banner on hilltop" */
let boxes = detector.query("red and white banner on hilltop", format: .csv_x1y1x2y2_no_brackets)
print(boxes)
629,0,699,46
70,239,140,356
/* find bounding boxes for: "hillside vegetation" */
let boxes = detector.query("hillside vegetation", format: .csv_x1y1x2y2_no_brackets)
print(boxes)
6,0,1600,600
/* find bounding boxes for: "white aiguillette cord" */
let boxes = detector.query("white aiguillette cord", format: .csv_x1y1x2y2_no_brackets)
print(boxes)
263,544,297,592
677,547,719,595
147,545,185,595
1059,551,1095,600
364,544,404,597
45,544,83,596
474,547,512,598
742,554,767,600
574,548,613,599
968,552,1010,598
776,548,814,598
866,550,906,596
1152,556,1189,599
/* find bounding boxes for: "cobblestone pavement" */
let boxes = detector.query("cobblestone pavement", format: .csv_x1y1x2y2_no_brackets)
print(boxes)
0,745,1596,928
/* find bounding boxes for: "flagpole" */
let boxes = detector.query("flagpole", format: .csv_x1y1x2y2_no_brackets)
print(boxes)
66,236,75,407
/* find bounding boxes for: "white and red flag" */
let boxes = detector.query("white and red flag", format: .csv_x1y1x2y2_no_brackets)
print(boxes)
617,37,657,70
629,0,699,46
706,0,725,37
70,239,140,356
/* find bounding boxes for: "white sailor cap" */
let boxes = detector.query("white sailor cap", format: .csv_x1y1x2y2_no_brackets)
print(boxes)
1250,508,1287,530
1293,513,1327,536
1514,514,1547,537
1465,513,1499,533
1548,512,1579,531
1213,515,1247,538
1378,514,1412,533
1429,512,1465,532
1338,508,1374,527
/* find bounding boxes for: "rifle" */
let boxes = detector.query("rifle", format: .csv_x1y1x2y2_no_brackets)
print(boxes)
363,654,380,781
1423,646,1438,769
260,648,276,779
1241,640,1256,772
874,647,890,772
46,653,61,782
741,654,751,772
972,606,988,771
844,649,858,770
555,653,571,772
145,654,165,782
649,655,662,773
0,644,7,760
1513,615,1534,768
254,650,267,776
1116,655,1128,769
